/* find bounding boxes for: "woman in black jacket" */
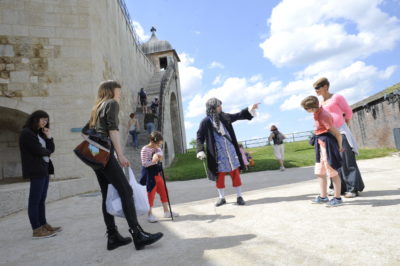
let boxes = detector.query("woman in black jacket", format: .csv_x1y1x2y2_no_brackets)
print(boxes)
19,110,61,239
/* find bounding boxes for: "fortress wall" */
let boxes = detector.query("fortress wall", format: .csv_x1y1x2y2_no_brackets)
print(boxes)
0,0,157,216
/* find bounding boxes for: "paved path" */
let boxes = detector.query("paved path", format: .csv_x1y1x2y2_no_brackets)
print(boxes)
0,156,399,266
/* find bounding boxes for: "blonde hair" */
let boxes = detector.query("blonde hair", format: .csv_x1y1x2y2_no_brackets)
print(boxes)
89,80,121,127
301,96,319,110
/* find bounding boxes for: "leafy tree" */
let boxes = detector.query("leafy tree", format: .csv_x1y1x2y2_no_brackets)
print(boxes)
189,138,196,149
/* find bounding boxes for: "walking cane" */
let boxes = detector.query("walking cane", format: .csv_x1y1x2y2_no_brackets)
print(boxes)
158,162,174,221
202,158,209,179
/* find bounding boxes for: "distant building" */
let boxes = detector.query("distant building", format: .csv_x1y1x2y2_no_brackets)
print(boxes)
350,83,400,149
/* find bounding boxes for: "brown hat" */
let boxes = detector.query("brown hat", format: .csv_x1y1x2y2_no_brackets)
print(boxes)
313,77,330,88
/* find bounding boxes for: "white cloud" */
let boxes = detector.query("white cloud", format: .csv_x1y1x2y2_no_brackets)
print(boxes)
184,121,194,130
278,61,397,111
280,94,307,111
249,112,271,124
185,76,284,118
209,61,225,69
178,53,204,101
212,75,224,85
260,0,400,68
257,1,400,111
131,21,150,42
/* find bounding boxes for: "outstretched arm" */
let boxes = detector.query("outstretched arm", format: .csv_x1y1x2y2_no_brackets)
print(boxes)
226,103,260,123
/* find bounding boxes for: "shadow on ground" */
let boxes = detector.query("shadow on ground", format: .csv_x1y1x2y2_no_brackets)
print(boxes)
165,214,235,223
246,194,315,206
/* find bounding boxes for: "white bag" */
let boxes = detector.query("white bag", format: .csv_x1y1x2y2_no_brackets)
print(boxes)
106,167,150,217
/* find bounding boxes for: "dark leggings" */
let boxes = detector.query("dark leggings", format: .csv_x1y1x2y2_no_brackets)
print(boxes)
329,134,365,193
28,176,49,230
94,155,139,230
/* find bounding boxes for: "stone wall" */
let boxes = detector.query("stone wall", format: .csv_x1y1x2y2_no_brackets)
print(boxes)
0,0,155,182
350,99,400,148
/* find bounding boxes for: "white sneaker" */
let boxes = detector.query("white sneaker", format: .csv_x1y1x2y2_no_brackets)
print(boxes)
280,166,285,171
328,190,335,196
163,211,179,218
147,214,158,223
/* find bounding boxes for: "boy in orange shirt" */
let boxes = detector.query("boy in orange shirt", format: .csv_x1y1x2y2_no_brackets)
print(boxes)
301,96,344,207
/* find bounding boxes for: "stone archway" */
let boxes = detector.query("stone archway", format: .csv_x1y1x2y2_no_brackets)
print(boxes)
0,107,29,180
169,92,182,155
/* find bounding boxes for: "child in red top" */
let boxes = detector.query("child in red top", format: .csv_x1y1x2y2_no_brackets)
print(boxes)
301,96,344,207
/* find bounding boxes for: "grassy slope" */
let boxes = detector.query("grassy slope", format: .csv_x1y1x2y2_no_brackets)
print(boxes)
164,141,397,181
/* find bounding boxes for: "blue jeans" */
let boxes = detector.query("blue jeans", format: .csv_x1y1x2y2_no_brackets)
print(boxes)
146,122,155,135
28,176,49,229
129,130,139,148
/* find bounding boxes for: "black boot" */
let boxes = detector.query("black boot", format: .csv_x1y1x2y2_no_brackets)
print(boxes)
107,228,132,251
215,198,226,207
129,225,163,250
237,196,245,205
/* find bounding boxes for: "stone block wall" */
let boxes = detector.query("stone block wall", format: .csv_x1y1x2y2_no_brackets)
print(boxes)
350,99,400,148
0,0,155,182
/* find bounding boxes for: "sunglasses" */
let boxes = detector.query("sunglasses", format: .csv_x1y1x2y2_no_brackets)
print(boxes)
314,86,321,90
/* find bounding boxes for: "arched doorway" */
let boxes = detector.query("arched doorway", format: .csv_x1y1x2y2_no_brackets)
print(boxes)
169,92,182,154
0,107,29,180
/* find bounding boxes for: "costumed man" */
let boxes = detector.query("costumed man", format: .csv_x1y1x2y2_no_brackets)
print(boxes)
196,98,259,206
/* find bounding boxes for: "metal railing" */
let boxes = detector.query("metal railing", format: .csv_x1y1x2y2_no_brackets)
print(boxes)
240,130,314,148
116,0,142,47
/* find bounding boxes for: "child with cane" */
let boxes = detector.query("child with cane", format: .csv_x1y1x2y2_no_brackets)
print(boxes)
140,131,178,223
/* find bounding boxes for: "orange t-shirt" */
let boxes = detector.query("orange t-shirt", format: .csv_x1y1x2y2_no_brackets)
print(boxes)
313,106,333,135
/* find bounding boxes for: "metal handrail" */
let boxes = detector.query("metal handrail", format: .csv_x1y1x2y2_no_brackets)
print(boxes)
116,0,141,47
116,0,154,69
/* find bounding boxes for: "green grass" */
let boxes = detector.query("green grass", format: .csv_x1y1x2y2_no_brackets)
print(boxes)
164,141,397,181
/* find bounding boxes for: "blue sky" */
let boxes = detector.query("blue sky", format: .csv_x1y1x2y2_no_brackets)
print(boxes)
126,0,400,145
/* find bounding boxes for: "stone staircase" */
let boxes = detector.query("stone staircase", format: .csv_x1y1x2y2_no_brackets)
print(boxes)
124,71,164,178
145,71,164,104
124,106,151,179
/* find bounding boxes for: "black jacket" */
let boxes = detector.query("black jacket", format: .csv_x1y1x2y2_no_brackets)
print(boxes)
19,128,55,178
140,164,162,192
196,108,253,181
309,132,342,170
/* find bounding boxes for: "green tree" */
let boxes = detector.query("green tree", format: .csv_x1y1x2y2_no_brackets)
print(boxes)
189,138,196,149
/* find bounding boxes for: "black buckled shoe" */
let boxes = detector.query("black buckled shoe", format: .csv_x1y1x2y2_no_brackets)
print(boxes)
107,229,132,251
236,196,245,205
215,198,226,207
129,225,163,250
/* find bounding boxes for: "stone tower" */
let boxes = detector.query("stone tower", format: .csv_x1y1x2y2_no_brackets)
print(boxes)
141,27,187,165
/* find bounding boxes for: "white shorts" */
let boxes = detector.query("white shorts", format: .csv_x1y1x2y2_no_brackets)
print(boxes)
273,144,284,160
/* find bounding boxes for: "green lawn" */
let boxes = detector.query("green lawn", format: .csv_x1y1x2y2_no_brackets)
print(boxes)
164,141,397,181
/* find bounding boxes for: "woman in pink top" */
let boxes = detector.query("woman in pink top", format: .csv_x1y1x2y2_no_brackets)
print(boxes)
314,77,364,198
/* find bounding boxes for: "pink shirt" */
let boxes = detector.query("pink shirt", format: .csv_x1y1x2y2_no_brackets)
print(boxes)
313,106,333,135
321,94,352,128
